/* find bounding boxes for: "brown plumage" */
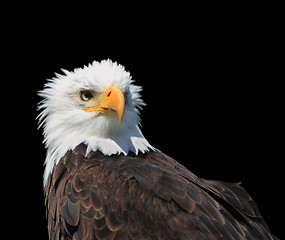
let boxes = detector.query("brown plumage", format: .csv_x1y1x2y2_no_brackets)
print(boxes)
44,143,277,240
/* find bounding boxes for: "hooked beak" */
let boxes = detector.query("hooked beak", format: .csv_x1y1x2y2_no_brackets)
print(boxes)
84,86,125,125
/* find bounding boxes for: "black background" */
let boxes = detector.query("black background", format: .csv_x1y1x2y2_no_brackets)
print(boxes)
1,5,283,239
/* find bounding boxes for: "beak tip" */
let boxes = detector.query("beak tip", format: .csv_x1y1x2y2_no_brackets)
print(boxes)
118,114,124,126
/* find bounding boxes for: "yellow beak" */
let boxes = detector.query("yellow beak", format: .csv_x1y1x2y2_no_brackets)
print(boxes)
84,86,125,125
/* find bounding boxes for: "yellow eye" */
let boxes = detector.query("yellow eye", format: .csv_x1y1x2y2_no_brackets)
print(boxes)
80,90,93,101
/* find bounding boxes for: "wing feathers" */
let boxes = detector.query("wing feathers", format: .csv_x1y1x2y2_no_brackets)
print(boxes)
44,145,277,240
60,198,80,227
90,189,103,211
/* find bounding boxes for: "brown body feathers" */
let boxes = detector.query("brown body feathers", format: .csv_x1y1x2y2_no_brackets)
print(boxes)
45,144,277,240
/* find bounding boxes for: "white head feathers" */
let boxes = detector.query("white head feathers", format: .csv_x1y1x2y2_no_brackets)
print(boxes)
38,59,154,186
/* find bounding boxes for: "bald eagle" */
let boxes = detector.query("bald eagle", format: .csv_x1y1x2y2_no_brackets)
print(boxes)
38,60,277,240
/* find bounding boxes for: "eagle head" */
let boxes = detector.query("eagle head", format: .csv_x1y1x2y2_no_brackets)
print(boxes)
38,59,153,186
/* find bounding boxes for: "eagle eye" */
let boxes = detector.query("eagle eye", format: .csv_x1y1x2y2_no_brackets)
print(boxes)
80,90,93,101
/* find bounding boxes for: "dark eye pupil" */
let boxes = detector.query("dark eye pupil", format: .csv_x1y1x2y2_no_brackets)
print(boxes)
81,90,92,100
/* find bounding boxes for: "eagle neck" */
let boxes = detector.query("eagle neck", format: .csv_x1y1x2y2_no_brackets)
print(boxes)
43,124,155,187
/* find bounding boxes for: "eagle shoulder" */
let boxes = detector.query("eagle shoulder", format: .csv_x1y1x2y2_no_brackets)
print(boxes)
44,144,277,240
